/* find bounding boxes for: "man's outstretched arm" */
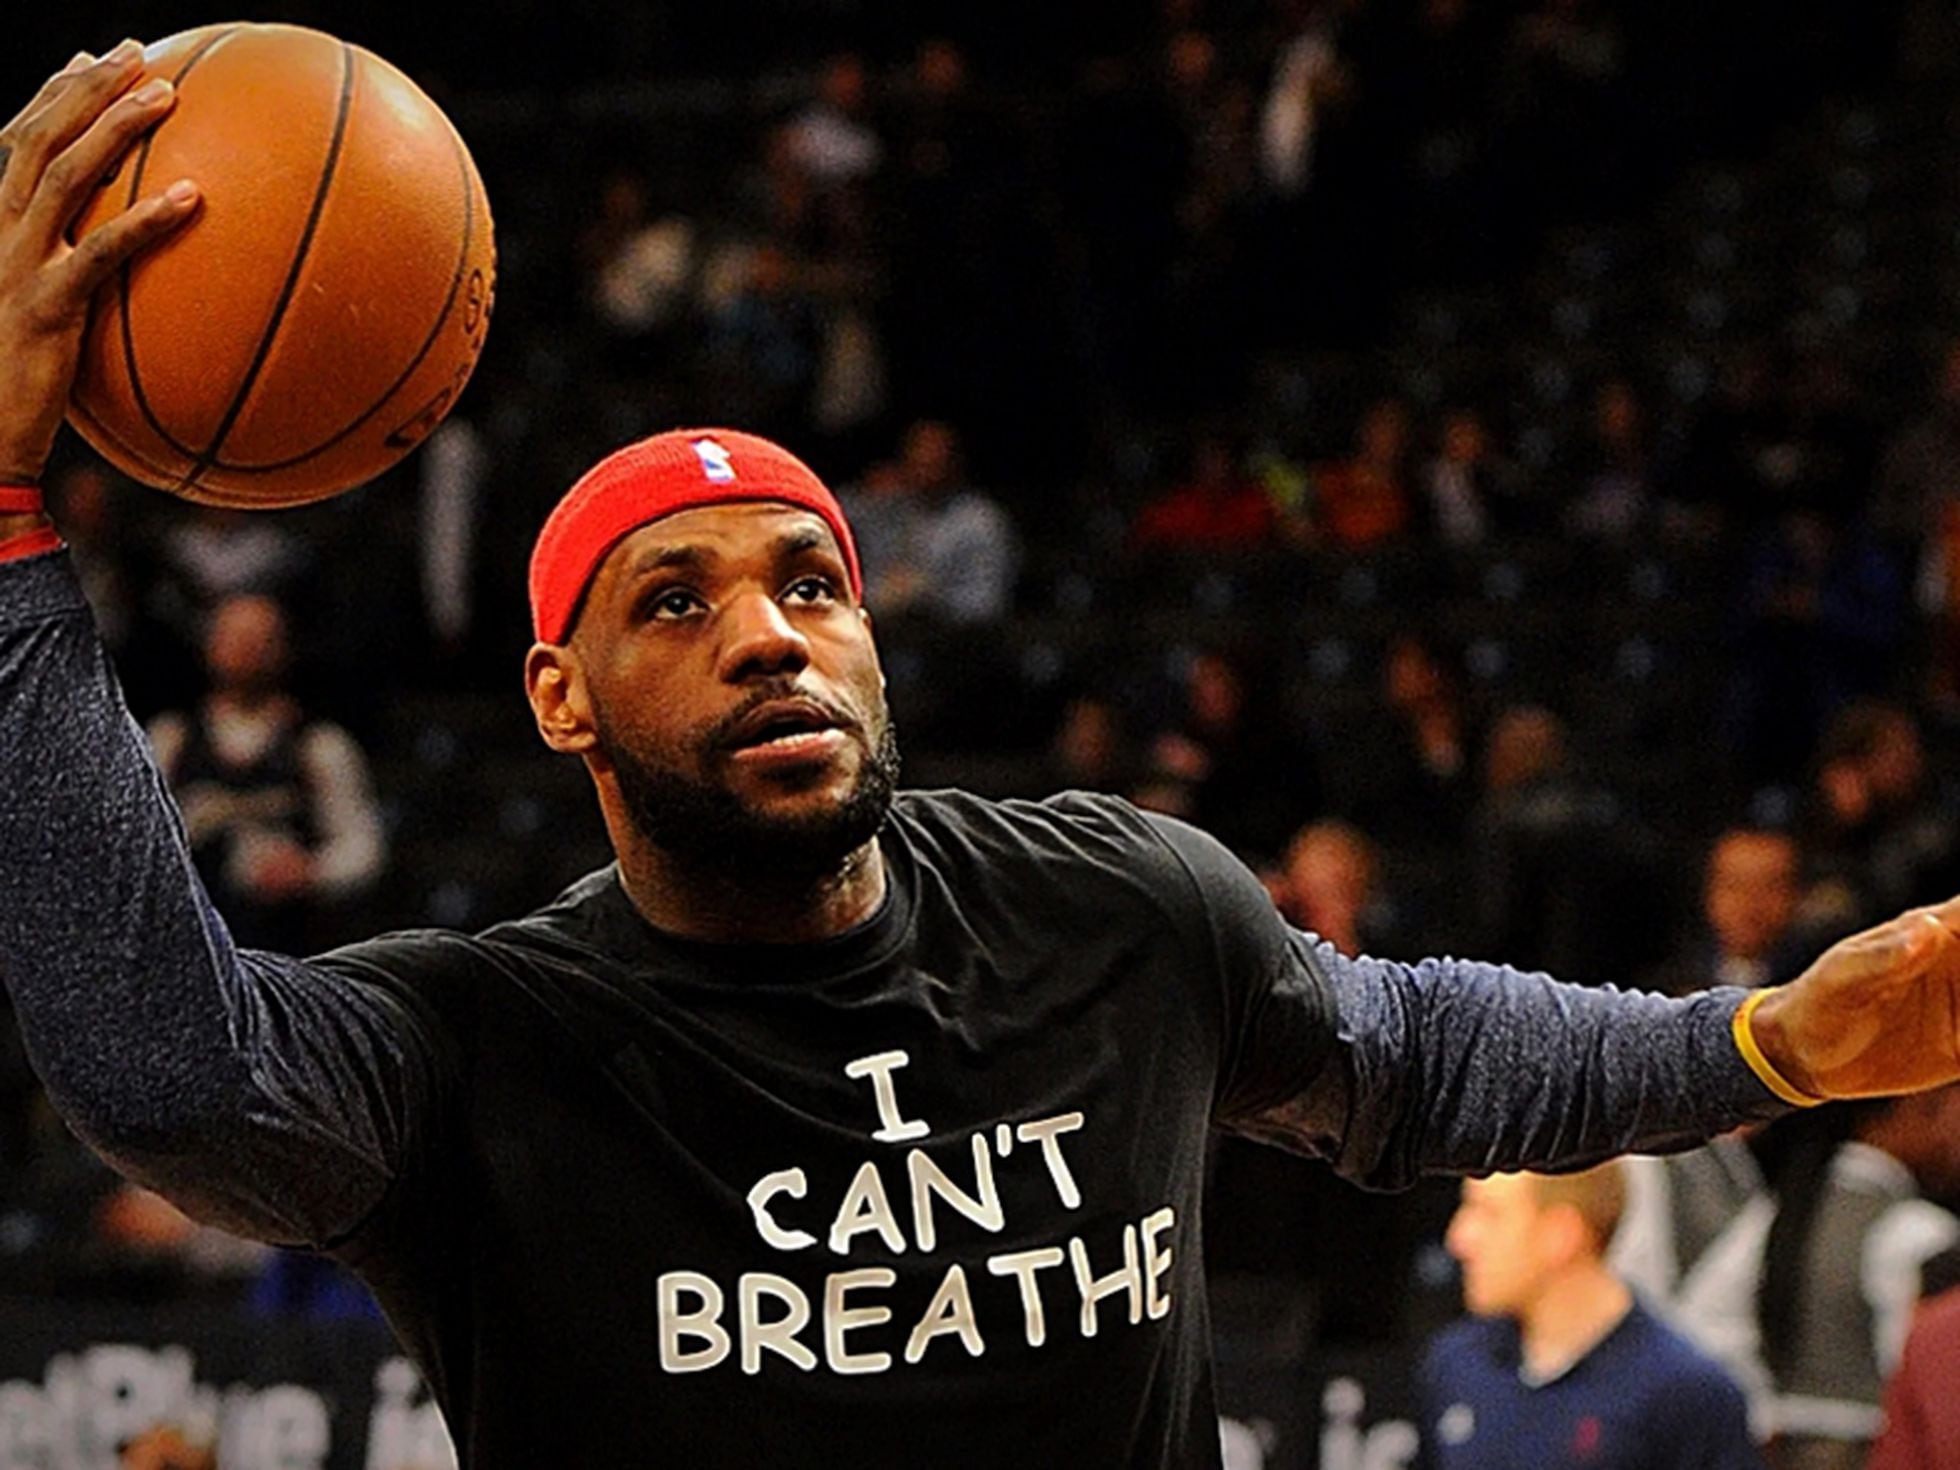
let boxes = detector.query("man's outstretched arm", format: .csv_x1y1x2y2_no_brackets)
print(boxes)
0,46,436,1248
1233,938,1783,1190
1148,806,1960,1188
0,549,436,1246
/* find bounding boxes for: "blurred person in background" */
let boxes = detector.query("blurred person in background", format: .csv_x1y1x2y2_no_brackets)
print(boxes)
1419,1163,1760,1469
1650,828,1810,998
786,53,883,191
1802,701,1960,937
1873,337,1960,555
1041,691,1135,796
1356,628,1476,851
1875,339,1960,712
1271,819,1396,959
577,166,699,377
1421,407,1527,546
1670,1088,1960,1468
1130,431,1276,551
1612,1132,1768,1340
1144,647,1319,859
1865,1283,1960,1469
1471,705,1662,980
1730,513,1905,791
152,503,310,667
1619,834,1788,1339
147,594,386,953
842,419,1017,624
1306,396,1414,550
1566,378,1654,544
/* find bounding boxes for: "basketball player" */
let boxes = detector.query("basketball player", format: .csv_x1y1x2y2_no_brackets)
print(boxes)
6,44,1960,1470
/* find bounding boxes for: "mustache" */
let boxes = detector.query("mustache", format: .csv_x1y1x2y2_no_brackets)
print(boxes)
707,684,861,752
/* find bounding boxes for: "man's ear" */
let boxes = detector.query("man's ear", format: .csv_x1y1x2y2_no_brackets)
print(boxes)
525,643,599,755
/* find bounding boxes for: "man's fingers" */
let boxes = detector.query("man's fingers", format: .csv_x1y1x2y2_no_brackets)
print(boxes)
59,180,199,306
0,43,147,218
1921,893,1960,937
0,51,97,146
21,77,176,242
1821,905,1950,987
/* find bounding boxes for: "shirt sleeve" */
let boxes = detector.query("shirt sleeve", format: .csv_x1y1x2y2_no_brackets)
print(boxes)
1141,811,1790,1190
0,550,446,1248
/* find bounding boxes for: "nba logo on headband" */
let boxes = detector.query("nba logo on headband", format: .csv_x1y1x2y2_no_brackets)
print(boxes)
691,438,736,483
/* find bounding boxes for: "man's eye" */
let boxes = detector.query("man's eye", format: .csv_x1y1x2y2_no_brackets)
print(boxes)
785,576,837,604
646,589,702,620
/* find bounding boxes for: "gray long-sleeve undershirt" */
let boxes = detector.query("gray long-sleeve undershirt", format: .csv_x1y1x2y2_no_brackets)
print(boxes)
0,549,1785,1252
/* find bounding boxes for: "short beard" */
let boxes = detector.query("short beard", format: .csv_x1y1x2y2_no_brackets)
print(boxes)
599,704,901,882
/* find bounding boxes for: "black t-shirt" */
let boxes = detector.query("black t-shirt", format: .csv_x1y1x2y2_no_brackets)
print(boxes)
324,789,1338,1468
0,550,1788,1470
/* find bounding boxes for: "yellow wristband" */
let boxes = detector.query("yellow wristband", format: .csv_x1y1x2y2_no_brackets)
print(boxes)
1733,989,1826,1108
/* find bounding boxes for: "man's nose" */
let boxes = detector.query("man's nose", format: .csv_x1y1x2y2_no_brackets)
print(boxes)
716,591,811,682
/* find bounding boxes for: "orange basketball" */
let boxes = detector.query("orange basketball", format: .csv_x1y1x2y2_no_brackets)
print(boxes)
67,24,496,509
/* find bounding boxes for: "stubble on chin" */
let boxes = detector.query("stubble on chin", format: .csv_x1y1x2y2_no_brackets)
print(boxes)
597,706,901,879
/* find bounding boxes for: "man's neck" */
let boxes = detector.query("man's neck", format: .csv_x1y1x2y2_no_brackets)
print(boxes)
617,836,888,945
1516,1265,1632,1382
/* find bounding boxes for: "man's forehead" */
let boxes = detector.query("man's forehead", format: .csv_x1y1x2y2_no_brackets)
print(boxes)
600,502,844,580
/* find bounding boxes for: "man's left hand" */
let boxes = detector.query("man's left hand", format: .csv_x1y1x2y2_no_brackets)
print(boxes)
1750,897,1960,1100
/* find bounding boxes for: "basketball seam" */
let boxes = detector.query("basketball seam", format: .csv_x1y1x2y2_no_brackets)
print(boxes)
213,89,479,472
68,397,186,485
172,39,358,495
116,25,242,468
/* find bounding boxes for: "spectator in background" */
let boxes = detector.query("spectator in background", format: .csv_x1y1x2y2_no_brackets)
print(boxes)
1308,396,1414,550
1420,1164,1761,1470
147,595,386,954
1492,0,1626,225
1672,1090,1960,1469
1730,512,1906,791
154,505,309,647
1471,705,1660,981
1887,343,1960,712
1801,702,1960,937
578,167,699,356
1566,378,1653,543
1875,337,1960,553
1866,1285,1960,1469
1611,1133,1767,1343
1357,629,1476,850
1421,407,1526,545
787,53,883,190
45,462,135,654
1649,828,1809,997
1618,834,1786,1346
1130,433,1276,550
1141,647,1319,860
1040,692,1134,796
419,417,490,665
701,241,827,445
1271,819,1395,957
844,420,1018,624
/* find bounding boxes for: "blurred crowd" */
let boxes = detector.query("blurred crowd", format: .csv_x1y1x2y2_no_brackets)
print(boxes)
7,0,1960,1464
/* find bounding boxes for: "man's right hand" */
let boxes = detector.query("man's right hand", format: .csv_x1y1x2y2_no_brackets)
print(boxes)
0,39,198,515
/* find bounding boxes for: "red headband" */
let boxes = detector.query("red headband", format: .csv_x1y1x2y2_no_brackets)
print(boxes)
528,428,863,644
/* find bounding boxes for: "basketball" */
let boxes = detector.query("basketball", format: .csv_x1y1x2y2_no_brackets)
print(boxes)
66,24,495,509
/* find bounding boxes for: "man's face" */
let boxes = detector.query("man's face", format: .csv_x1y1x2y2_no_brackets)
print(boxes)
1705,832,1799,962
557,501,897,876
204,595,288,697
1445,1174,1556,1318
